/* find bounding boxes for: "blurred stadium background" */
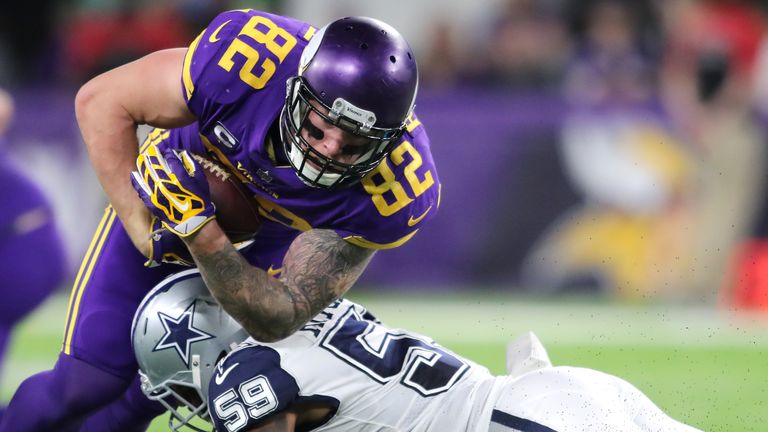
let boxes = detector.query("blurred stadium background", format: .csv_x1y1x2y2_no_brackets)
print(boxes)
3,0,768,430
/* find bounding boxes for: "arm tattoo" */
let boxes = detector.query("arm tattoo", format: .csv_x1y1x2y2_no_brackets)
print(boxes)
194,229,374,341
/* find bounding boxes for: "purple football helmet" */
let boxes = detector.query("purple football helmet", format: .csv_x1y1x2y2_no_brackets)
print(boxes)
280,16,419,188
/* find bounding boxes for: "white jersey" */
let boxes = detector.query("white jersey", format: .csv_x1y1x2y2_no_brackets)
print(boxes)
207,298,702,432
207,298,502,432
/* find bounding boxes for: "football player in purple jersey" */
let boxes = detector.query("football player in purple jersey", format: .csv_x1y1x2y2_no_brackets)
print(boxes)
1,9,439,431
0,89,67,421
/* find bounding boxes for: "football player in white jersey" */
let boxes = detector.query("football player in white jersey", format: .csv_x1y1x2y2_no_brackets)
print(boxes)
132,270,702,432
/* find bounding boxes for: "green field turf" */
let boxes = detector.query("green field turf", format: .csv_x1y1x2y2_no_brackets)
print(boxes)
2,290,767,431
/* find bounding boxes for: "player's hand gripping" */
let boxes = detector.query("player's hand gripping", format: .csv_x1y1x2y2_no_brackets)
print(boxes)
131,143,216,238
143,215,194,267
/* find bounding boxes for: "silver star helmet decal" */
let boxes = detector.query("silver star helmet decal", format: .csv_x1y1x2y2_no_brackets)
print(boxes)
153,301,214,364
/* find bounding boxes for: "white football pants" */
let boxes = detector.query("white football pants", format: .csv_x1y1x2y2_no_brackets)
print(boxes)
487,366,702,432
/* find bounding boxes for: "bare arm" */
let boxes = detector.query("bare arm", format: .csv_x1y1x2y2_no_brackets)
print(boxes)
185,223,374,342
75,48,197,255
246,411,297,432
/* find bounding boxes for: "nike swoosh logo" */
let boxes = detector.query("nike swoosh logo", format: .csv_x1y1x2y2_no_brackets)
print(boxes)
214,362,239,385
208,20,231,43
407,206,432,227
166,193,190,213
267,265,283,277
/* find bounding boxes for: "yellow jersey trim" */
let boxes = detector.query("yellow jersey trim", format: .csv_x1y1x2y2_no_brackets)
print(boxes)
344,230,418,250
267,265,283,278
405,113,422,132
183,31,204,101
303,26,316,41
265,134,278,165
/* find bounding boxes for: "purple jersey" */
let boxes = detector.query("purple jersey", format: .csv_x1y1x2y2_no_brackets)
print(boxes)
58,10,439,380
161,9,439,271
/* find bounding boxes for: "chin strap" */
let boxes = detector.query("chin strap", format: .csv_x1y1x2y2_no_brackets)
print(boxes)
191,354,202,389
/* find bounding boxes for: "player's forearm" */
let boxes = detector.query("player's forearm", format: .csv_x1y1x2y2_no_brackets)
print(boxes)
75,77,152,254
184,223,310,341
76,49,197,255
185,224,374,342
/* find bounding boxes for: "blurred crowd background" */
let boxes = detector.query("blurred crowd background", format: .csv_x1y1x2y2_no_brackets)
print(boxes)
3,0,768,309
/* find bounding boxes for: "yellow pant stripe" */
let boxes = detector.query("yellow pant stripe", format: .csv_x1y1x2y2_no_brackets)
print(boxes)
62,206,116,354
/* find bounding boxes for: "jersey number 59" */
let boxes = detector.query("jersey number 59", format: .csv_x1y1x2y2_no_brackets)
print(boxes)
212,375,279,432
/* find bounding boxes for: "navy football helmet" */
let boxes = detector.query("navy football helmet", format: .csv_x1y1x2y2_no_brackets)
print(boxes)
280,16,419,188
132,269,248,431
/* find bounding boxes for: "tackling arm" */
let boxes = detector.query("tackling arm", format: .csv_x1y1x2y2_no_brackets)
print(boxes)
184,223,374,342
246,411,297,432
75,48,197,256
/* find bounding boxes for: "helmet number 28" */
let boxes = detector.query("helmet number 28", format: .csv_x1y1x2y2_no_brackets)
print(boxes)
362,140,435,217
217,15,298,90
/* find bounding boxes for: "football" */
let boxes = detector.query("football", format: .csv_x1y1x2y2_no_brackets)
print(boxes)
194,155,262,243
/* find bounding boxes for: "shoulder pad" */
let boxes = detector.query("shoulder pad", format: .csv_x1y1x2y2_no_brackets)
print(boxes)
181,10,315,119
339,113,440,250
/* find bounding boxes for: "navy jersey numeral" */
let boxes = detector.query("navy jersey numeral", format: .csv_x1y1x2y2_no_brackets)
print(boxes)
321,308,468,396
